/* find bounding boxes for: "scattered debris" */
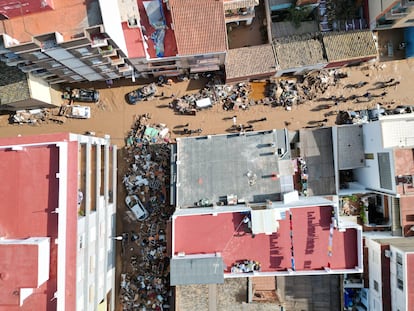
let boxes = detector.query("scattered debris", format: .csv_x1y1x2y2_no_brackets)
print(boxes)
120,114,175,310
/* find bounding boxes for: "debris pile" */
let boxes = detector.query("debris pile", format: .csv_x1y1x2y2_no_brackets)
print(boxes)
264,79,301,109
168,81,253,113
10,108,68,125
125,114,170,146
11,108,48,124
168,69,350,113
300,70,336,98
120,114,174,310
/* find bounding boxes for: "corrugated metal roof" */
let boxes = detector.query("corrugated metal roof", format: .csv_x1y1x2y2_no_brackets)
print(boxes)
170,256,224,285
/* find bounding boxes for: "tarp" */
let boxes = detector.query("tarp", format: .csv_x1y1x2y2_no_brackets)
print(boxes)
143,0,166,57
143,0,165,29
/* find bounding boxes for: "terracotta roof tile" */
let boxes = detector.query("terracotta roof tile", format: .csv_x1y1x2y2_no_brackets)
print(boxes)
170,0,227,55
322,30,377,62
274,33,326,69
225,44,277,81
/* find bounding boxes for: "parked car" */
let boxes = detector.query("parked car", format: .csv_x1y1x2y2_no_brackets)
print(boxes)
125,195,149,221
393,105,414,114
126,83,157,105
62,88,100,103
66,105,91,119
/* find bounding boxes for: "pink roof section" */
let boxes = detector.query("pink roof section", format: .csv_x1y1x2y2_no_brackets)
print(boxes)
0,0,88,42
174,206,358,273
0,0,54,19
0,244,39,306
0,133,78,311
122,22,146,58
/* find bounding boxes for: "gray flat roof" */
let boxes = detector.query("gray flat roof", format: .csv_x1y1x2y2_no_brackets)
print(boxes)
300,128,336,196
170,256,224,285
174,130,293,207
337,125,365,170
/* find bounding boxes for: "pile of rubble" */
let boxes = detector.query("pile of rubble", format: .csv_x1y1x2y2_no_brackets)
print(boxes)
120,114,175,310
169,81,253,113
168,69,347,113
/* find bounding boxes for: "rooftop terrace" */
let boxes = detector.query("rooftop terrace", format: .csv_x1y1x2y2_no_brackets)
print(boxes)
174,130,294,208
173,205,359,273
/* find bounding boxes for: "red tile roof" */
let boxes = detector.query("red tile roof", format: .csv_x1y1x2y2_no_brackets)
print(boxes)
173,206,359,273
0,133,78,310
170,0,227,55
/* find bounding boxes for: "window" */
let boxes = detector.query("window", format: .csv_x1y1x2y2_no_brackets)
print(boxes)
75,47,93,57
79,234,84,249
396,253,404,290
31,51,48,60
374,280,379,292
365,153,374,160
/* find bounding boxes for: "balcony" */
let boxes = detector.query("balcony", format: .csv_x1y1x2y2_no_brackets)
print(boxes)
117,64,132,73
110,55,124,66
18,63,41,73
91,35,108,48
98,45,117,57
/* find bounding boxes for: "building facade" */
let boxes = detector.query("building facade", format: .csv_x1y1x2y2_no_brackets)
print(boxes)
0,133,117,310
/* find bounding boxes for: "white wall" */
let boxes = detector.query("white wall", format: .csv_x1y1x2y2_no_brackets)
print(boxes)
389,246,406,311
366,239,383,311
353,121,396,194
98,0,128,57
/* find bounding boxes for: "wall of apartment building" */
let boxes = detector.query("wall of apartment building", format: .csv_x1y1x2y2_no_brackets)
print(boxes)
353,121,397,194
367,239,384,311
73,134,117,311
77,199,116,311
389,246,408,311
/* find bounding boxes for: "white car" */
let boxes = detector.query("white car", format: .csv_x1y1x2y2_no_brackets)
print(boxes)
67,105,91,119
125,195,149,221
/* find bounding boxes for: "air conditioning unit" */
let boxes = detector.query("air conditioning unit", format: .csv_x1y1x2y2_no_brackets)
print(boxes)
385,250,392,258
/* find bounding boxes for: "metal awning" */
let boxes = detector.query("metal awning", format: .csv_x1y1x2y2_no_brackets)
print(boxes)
251,209,283,235
170,256,224,286
224,0,259,11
